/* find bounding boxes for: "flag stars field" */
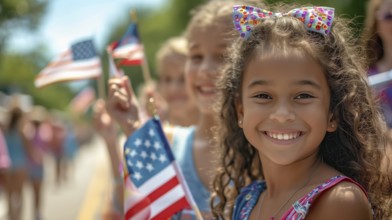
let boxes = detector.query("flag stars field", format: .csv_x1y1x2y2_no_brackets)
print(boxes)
150,153,157,161
154,141,161,150
149,129,155,137
159,154,167,163
130,149,137,157
124,118,193,219
146,163,154,172
140,151,148,159
134,138,142,147
133,172,142,181
144,140,151,148
136,161,144,169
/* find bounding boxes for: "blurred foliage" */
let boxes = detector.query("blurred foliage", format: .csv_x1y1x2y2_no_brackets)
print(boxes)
0,0,48,55
0,0,74,111
264,0,367,35
0,0,369,111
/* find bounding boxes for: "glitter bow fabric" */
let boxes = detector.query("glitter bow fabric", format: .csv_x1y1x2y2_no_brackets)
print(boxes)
233,5,335,39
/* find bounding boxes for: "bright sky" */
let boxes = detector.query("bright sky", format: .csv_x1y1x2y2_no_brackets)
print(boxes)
7,0,167,56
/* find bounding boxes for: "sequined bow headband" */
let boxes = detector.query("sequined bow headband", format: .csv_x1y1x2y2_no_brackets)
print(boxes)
233,5,335,39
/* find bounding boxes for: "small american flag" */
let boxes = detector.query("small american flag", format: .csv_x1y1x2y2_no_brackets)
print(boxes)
123,118,195,220
109,23,144,66
34,39,101,88
68,87,96,114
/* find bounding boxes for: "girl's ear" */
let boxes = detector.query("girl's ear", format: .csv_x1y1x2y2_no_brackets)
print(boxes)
235,94,244,128
326,113,337,132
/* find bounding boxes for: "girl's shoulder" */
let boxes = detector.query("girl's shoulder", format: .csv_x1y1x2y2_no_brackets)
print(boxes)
298,176,372,220
232,180,266,220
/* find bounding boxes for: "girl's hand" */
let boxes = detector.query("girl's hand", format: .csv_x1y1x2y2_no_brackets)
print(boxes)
106,76,144,137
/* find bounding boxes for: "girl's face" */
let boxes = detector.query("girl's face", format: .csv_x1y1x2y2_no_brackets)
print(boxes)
377,0,392,43
185,26,230,114
236,53,336,165
158,54,196,115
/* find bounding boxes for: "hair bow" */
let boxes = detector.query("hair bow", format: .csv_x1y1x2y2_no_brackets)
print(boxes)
233,5,335,39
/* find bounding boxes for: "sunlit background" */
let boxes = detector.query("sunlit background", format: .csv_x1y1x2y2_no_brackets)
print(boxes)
0,0,367,219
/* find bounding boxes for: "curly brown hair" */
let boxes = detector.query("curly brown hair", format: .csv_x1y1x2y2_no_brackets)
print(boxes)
211,3,392,219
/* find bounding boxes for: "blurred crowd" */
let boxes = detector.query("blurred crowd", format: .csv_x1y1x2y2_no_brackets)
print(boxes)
0,93,93,220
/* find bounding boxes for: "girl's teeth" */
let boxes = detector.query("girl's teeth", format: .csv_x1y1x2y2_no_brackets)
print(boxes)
200,86,215,93
267,132,300,140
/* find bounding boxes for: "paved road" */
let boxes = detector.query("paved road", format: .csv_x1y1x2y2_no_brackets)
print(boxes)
0,135,114,220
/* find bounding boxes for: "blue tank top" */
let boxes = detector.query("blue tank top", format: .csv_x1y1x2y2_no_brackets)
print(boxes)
4,128,27,169
171,126,211,219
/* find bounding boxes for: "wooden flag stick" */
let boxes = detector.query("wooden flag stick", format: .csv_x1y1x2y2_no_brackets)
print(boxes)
97,74,106,99
141,56,152,83
130,10,152,84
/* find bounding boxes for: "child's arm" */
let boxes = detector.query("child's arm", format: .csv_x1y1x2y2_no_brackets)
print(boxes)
306,181,373,220
106,76,147,137
93,99,123,213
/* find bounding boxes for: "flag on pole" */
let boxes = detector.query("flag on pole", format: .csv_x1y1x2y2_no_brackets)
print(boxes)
107,46,124,77
34,39,101,88
123,118,197,220
108,23,144,66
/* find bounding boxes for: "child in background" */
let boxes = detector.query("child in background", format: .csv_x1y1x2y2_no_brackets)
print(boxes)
362,0,392,127
3,106,30,220
106,1,259,218
155,36,199,127
212,3,392,220
362,0,392,181
24,106,50,220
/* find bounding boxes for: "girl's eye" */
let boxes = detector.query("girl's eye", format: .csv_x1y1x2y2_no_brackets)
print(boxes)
253,93,272,99
294,93,315,99
190,54,203,62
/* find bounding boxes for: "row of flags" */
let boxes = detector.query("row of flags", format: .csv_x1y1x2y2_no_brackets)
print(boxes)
34,23,144,88
33,22,202,219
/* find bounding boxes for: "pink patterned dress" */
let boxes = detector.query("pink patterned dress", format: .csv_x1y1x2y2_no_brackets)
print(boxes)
232,175,369,220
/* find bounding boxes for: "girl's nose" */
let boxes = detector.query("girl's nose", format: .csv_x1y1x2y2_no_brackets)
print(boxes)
199,58,218,77
269,101,295,123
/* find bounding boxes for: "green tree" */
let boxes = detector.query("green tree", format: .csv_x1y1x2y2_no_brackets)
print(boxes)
0,0,48,56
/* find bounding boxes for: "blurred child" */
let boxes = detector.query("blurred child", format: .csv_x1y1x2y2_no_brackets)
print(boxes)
3,106,30,220
24,106,50,220
156,36,199,126
106,1,258,218
362,0,392,180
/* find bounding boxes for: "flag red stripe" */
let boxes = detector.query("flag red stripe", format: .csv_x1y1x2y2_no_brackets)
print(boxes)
125,176,179,219
148,176,179,202
35,63,101,79
125,196,151,220
151,197,189,220
118,59,143,66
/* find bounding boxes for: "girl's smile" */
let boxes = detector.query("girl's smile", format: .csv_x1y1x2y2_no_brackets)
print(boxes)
263,130,303,144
